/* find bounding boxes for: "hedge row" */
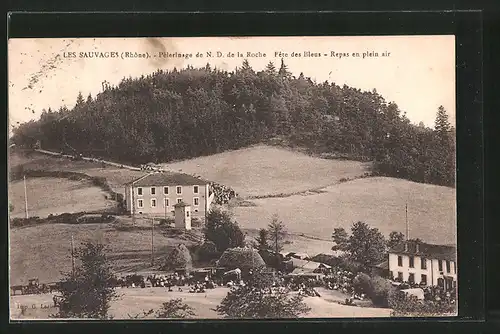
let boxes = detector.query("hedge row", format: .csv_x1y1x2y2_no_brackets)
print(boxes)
10,212,116,227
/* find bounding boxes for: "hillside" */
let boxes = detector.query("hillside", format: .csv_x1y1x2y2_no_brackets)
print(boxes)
233,177,456,245
11,61,455,187
162,144,370,198
9,222,198,285
9,177,116,218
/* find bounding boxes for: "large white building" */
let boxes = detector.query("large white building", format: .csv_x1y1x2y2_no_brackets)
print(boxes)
124,172,214,219
388,240,457,291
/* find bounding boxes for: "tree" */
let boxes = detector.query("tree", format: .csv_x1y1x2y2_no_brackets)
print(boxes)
434,105,451,137
204,208,245,252
215,268,310,318
267,215,287,255
254,228,269,251
331,227,349,251
54,241,118,319
156,299,196,318
75,91,85,107
387,231,405,250
264,61,277,75
278,58,291,78
347,222,387,268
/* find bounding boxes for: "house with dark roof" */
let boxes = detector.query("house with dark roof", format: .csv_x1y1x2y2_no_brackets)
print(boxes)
388,240,457,290
124,172,214,219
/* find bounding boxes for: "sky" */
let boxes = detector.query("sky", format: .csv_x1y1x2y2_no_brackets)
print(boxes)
8,36,455,131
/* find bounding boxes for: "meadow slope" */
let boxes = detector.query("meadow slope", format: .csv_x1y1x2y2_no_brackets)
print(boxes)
232,177,456,245
9,222,197,285
9,177,116,218
161,145,371,198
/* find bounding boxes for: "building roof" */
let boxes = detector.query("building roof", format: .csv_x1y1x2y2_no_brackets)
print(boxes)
126,172,209,187
289,258,326,271
389,241,456,261
174,201,190,208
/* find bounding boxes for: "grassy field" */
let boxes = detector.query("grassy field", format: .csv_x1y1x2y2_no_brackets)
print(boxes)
233,177,456,245
10,288,391,319
161,145,371,198
9,151,144,195
9,177,117,218
9,221,198,286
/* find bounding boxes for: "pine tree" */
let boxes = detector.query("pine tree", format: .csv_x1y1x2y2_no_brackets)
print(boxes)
434,105,451,143
75,92,85,107
241,59,252,73
264,61,276,75
278,58,291,78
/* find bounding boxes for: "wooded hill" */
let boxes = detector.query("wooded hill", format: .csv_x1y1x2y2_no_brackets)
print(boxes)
11,59,455,187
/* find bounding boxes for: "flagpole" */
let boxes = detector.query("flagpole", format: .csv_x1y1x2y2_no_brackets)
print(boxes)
23,175,29,219
405,202,409,240
71,235,75,277
151,218,154,267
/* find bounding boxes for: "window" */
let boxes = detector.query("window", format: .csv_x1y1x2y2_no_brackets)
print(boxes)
409,256,414,268
176,186,182,194
137,187,143,196
438,260,443,272
193,197,199,206
408,273,415,283
397,256,403,267
164,186,169,195
446,260,451,273
137,199,143,208
454,262,456,274
164,198,169,207
151,187,156,195
421,274,427,285
151,199,157,208
193,185,199,194
397,272,403,281
177,198,182,204
421,258,427,270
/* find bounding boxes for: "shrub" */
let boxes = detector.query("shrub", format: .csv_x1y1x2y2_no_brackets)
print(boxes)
191,218,202,228
352,274,396,307
159,217,175,227
196,241,219,262
162,244,193,271
389,290,456,316
217,247,265,269
368,276,396,307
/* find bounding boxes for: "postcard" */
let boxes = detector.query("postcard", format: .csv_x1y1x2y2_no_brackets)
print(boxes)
8,36,457,319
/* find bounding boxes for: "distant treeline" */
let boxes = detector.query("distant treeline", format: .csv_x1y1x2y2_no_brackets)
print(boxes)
11,59,455,187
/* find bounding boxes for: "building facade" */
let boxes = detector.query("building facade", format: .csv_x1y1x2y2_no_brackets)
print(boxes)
124,172,214,219
388,241,457,291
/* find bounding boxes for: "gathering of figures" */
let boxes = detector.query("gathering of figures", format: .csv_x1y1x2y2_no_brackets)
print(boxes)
209,182,237,205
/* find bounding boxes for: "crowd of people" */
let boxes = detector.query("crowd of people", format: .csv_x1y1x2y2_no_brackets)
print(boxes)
209,182,237,205
393,279,457,303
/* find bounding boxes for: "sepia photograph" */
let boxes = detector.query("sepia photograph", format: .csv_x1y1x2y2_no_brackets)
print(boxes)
8,36,457,320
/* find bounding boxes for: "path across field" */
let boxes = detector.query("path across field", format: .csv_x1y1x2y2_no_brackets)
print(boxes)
34,149,141,171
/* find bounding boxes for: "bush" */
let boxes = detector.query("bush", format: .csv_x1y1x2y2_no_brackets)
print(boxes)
389,290,456,316
217,247,266,269
196,241,219,262
191,218,202,228
159,217,175,227
352,274,396,308
162,244,193,271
